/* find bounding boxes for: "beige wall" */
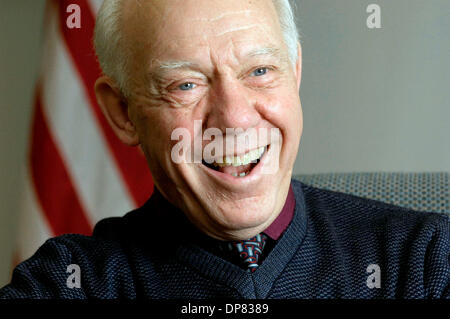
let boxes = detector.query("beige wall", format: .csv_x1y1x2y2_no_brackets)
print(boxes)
0,0,449,288
294,0,450,174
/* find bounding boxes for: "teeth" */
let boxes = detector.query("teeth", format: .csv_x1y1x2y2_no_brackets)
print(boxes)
231,171,250,178
212,146,266,167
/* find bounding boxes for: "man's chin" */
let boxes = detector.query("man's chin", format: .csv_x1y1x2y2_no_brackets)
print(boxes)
198,188,280,238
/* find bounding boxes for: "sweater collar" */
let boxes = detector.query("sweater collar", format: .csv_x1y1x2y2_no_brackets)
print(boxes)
175,179,308,298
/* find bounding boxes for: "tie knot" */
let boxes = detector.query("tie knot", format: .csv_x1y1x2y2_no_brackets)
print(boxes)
228,233,268,272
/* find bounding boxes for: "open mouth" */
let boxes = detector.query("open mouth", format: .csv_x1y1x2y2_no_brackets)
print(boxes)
202,146,268,178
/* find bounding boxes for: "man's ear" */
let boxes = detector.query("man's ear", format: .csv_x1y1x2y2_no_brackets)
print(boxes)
94,76,140,146
295,42,302,91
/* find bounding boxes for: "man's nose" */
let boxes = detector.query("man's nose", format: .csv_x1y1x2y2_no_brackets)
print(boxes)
205,77,261,132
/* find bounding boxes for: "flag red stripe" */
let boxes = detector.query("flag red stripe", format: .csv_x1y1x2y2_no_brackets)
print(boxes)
30,87,92,236
54,0,153,206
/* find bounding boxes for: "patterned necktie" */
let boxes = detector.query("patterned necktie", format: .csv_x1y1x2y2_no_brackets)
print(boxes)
228,233,268,272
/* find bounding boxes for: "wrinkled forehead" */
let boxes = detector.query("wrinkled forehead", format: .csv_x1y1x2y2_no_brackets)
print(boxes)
121,0,284,58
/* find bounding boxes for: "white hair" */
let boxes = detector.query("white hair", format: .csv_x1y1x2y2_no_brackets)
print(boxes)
94,0,300,96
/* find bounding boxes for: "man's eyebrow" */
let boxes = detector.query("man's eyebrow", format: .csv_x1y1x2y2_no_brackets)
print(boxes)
245,47,284,60
156,60,198,70
149,60,201,81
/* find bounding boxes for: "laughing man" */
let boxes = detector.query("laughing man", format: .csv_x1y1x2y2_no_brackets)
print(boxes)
1,0,448,299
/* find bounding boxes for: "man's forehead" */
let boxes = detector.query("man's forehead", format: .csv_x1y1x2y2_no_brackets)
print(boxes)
123,0,274,15
190,10,255,23
123,0,278,33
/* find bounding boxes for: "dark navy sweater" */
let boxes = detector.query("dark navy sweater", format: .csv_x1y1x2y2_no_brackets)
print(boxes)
1,180,448,299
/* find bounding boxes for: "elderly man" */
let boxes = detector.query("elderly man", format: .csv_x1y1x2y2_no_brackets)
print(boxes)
1,0,448,299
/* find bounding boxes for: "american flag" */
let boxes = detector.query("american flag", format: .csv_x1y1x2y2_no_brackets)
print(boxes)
13,0,153,265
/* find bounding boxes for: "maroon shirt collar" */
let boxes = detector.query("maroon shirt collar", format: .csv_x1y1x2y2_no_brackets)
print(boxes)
262,184,296,240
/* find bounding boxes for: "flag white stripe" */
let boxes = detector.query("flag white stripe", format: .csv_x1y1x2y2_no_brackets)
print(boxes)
40,7,134,225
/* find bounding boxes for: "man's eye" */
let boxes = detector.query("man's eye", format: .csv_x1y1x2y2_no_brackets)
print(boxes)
251,67,268,77
178,83,196,91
